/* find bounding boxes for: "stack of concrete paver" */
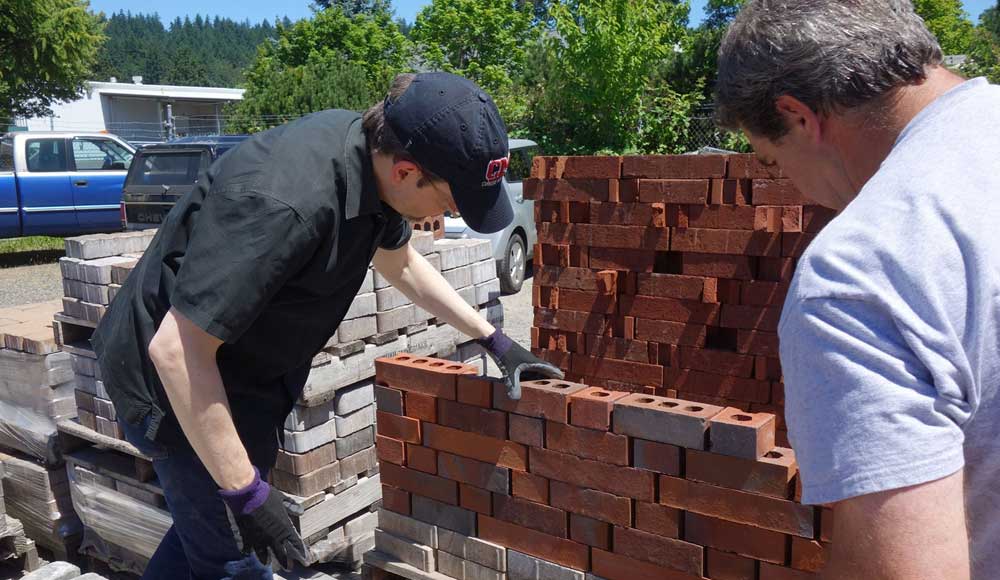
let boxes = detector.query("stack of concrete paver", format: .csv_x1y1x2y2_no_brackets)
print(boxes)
366,353,829,580
0,301,75,464
0,459,42,575
526,154,837,448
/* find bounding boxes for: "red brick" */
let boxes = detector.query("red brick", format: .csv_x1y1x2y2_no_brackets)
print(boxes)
376,411,422,444
634,501,681,538
595,270,618,295
572,224,670,251
530,447,655,501
664,369,771,403
532,284,559,309
782,232,817,257
546,421,629,465
508,413,545,447
571,354,663,387
459,483,492,515
569,387,629,431
457,375,496,408
437,399,507,439
589,247,657,272
549,480,631,526
685,512,788,564
709,407,776,459
686,205,756,230
405,392,437,423
755,356,782,380
556,289,617,314
740,280,789,306
493,379,588,423
802,206,837,233
479,516,589,571
624,155,728,179
758,257,796,281
535,266,601,291
524,178,613,202
376,435,405,465
681,253,755,280
536,200,565,224
820,507,834,542
636,179,709,204
754,206,802,233
672,228,781,257
686,447,797,498
617,178,640,203
791,537,827,572
592,548,703,580
633,319,708,347
406,443,437,474
760,563,819,579
437,451,512,493
530,156,552,179
375,354,476,400
561,156,623,179
382,484,411,515
537,222,574,245
619,295,720,325
613,525,703,575
538,244,569,267
752,179,808,205
727,155,783,179
670,204,690,228
706,548,756,580
736,330,781,356
535,308,611,335
772,381,785,405
533,347,573,370
679,347,755,378
379,462,458,505
493,493,568,537
721,304,783,332
569,245,589,268
511,470,549,504
585,335,650,363
569,513,611,550
632,438,681,475
662,475,813,537
635,273,718,301
590,202,664,226
423,423,527,470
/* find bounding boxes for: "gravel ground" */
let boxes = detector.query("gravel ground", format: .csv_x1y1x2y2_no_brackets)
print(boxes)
0,262,64,308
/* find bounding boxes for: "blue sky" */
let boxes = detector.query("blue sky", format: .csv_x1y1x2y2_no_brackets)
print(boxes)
89,0,995,27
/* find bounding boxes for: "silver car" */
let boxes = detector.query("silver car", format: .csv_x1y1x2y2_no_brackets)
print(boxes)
445,139,539,294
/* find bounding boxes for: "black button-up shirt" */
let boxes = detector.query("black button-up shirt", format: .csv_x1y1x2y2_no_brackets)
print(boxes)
92,110,411,444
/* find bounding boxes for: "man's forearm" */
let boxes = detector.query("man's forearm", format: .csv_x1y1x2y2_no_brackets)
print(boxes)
374,244,494,340
150,308,255,491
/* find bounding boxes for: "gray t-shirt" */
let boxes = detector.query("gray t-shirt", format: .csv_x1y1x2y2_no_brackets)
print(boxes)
779,77,1000,578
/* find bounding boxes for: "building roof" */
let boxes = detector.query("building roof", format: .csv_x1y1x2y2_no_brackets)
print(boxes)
88,81,245,102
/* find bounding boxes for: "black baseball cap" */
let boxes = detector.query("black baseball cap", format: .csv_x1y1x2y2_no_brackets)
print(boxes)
384,72,513,234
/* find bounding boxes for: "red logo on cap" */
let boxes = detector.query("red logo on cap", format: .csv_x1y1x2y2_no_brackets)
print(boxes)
484,156,510,185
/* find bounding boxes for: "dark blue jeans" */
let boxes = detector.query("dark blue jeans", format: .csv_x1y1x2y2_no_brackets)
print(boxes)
121,387,297,580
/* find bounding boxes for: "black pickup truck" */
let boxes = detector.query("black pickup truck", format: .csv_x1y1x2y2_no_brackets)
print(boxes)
121,135,248,230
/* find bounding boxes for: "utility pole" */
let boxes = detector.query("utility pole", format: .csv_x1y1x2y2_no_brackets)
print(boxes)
165,104,176,141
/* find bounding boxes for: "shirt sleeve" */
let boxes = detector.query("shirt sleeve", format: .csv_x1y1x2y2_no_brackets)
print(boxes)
171,190,318,343
379,203,412,251
779,296,967,505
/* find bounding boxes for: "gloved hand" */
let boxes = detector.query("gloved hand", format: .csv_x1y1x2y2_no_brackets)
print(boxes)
218,466,310,570
477,329,565,400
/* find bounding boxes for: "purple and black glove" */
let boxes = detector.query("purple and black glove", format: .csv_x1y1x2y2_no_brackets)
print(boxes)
218,466,310,570
478,329,564,400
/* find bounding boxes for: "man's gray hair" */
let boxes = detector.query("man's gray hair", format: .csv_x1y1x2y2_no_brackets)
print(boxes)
715,0,943,140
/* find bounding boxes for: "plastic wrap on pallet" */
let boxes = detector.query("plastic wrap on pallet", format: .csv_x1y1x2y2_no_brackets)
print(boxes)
68,466,171,561
0,453,82,552
0,349,75,463
0,399,71,465
79,526,147,577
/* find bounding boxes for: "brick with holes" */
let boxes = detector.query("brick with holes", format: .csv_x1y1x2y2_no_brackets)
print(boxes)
375,354,477,400
569,387,630,431
709,407,777,460
493,379,588,423
612,393,724,449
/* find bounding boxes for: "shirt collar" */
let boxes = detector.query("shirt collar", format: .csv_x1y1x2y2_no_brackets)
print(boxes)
343,116,384,220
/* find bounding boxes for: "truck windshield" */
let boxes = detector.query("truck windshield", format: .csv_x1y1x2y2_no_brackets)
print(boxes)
127,151,208,187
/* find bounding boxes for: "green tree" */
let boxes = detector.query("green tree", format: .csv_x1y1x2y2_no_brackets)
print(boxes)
0,0,104,122
526,0,690,154
314,0,392,16
164,46,210,85
981,2,1000,38
962,5,1000,83
411,0,537,128
912,0,975,54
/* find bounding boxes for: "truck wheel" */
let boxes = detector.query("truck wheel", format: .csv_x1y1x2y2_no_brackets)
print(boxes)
499,233,526,295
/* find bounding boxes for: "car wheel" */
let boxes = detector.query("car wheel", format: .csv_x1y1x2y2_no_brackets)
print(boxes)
499,233,526,294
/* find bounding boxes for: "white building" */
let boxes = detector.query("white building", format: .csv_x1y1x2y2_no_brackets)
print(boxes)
24,78,245,145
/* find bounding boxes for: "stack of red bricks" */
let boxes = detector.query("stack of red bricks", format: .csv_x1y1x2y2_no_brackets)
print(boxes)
527,154,837,447
368,353,830,580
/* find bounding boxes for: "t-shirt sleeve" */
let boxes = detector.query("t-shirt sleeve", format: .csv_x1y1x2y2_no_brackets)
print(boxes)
778,296,967,505
379,203,412,251
171,191,317,343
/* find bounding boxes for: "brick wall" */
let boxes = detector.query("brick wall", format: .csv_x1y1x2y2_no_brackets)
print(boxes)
371,354,832,579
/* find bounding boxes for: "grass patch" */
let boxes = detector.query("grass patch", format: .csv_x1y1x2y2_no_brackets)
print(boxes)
0,236,65,268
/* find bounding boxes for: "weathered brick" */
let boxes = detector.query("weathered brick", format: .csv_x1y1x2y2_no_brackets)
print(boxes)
709,407,776,459
685,447,796,499
412,494,477,536
571,355,664,387
509,414,545,448
751,180,808,205
376,411,421,444
684,512,788,564
376,435,405,465
479,516,589,571
375,354,477,399
613,393,723,449
493,493,568,538
720,304,783,332
379,461,458,505
759,563,819,580
549,480,631,526
662,476,813,537
382,484,411,515
511,470,549,504
623,155,727,179
423,423,527,470
570,514,611,550
588,247,656,272
438,399,507,439
459,483,493,516
679,347,755,378
437,452,510,494
632,439,681,475
405,392,437,423
530,447,654,502
663,368,772,404
493,379,588,423
613,526,703,575
705,548,757,580
634,501,681,538
681,253,755,280
374,385,405,415
568,387,629,431
791,537,828,572
618,295,720,325
546,421,629,465
672,228,780,257
407,444,438,474
592,548,702,580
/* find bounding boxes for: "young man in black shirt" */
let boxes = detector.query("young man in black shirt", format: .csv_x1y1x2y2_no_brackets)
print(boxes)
92,72,561,579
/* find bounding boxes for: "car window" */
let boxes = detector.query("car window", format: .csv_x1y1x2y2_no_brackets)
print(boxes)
26,139,68,173
72,138,134,171
126,151,209,186
0,139,13,172
506,147,537,183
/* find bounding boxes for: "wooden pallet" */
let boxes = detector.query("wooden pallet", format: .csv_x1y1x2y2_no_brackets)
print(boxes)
56,419,154,483
362,551,452,580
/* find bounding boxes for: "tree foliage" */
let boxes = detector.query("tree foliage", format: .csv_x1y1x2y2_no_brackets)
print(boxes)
912,0,975,54
962,3,1000,83
0,0,104,122
313,0,393,16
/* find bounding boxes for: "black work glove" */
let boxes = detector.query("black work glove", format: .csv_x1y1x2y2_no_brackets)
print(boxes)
478,329,565,400
218,466,310,570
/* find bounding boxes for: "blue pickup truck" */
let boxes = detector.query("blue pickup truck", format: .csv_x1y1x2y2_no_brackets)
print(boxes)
0,132,136,238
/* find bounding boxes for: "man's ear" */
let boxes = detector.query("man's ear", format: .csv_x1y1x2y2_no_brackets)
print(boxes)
391,159,420,185
775,95,824,145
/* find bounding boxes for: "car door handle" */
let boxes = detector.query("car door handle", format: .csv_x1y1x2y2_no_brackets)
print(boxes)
74,180,88,187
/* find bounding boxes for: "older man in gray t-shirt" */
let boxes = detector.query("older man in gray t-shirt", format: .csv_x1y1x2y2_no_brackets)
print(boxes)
717,2,998,579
